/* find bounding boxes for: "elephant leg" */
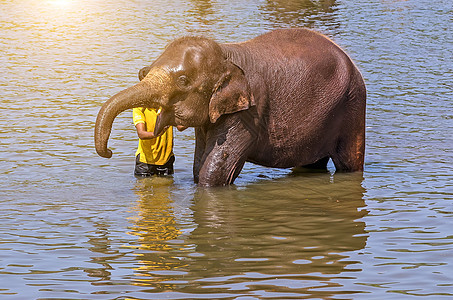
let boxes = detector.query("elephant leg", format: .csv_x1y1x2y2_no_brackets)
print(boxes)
198,112,257,186
331,84,366,172
193,127,207,184
331,134,364,172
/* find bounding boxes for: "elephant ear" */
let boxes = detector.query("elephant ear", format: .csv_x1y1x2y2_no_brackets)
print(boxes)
138,66,151,81
209,62,255,123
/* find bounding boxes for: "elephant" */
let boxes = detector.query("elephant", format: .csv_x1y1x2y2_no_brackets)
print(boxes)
94,28,366,186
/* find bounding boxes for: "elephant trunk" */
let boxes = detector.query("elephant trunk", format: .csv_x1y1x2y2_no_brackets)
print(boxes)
94,81,158,158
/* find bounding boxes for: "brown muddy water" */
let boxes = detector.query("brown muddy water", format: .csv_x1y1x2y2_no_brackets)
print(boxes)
0,0,452,299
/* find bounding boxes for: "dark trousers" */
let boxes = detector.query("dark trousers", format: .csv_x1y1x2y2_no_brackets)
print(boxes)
134,154,175,177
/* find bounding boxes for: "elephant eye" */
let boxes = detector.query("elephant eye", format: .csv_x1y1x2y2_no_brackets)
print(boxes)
177,75,190,87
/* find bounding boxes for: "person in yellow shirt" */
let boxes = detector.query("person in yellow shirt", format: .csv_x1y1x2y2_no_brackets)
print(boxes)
132,107,185,177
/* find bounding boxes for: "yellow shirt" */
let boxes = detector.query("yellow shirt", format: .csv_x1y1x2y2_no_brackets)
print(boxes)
133,107,174,165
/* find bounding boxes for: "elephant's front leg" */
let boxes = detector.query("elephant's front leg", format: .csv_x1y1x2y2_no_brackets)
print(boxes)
193,127,207,184
198,112,257,187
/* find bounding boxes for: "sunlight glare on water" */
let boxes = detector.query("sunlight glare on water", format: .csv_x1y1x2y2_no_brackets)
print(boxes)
47,0,74,7
0,0,452,299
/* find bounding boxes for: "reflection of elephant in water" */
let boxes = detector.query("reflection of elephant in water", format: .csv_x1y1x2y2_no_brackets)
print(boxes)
126,173,367,296
263,0,338,27
95,29,366,186
189,173,368,281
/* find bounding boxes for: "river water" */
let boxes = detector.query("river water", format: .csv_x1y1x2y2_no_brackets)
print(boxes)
1,0,452,299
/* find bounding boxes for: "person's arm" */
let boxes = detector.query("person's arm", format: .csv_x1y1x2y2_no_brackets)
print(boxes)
176,125,188,131
135,122,156,140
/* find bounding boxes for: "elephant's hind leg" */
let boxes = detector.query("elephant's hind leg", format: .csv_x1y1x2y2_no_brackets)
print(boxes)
331,137,364,172
331,117,365,172
331,72,366,172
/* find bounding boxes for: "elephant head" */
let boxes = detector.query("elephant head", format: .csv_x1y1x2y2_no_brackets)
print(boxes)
94,37,254,158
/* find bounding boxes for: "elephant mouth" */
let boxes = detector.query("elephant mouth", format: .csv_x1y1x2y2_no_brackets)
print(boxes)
153,106,174,136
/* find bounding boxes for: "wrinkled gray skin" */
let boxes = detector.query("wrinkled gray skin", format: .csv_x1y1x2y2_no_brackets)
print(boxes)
94,29,366,186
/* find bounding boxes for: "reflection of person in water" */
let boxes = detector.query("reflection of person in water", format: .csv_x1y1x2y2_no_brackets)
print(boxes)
130,179,184,278
133,107,186,177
